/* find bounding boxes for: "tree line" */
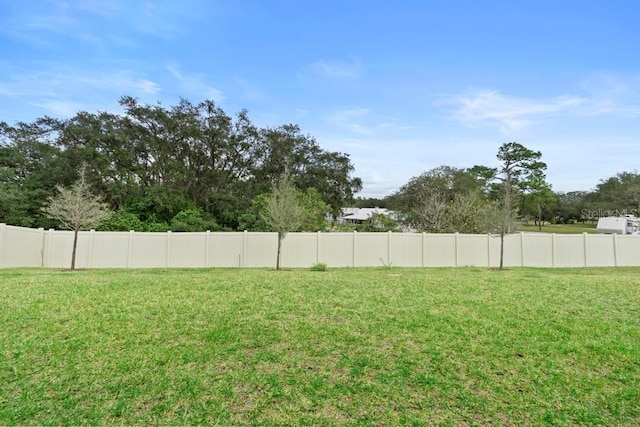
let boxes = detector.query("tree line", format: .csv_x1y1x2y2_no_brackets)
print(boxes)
361,165,640,229
0,97,361,232
2,96,639,238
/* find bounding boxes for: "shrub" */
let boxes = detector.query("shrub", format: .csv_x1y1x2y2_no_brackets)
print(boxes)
170,209,220,232
98,210,144,231
310,262,328,272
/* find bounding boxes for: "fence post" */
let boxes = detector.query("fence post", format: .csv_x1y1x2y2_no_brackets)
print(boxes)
0,223,6,268
583,232,588,267
316,231,321,264
613,233,618,267
454,233,459,267
520,232,525,267
242,230,248,268
204,230,211,268
387,231,392,266
487,234,491,267
88,229,95,269
352,230,357,267
127,230,135,268
38,227,45,267
421,232,425,267
166,231,171,268
47,229,55,268
551,233,556,267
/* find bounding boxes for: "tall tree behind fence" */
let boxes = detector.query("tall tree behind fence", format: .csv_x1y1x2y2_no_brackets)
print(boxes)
1,224,639,269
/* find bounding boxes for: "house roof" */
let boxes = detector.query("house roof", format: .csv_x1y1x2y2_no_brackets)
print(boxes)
340,207,393,221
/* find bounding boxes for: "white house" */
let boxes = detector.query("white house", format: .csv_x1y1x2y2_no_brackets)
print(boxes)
338,207,396,225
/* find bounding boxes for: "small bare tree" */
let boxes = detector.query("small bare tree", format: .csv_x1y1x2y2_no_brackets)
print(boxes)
43,166,111,270
265,173,303,270
412,190,448,232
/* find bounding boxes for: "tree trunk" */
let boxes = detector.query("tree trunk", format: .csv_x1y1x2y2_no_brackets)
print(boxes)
276,232,283,270
71,228,79,270
538,205,543,230
500,181,511,270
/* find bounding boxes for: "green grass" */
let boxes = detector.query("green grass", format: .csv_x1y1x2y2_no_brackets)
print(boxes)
1,267,639,425
520,222,597,234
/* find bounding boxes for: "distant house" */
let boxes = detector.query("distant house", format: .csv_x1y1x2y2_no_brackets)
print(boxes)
338,207,396,225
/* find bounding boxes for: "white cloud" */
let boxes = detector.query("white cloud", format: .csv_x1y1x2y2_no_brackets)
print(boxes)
0,0,204,47
0,63,162,119
29,100,87,117
233,76,263,100
313,134,477,198
307,59,363,79
0,1,117,47
326,108,403,137
166,64,225,102
577,74,640,117
0,66,160,98
135,79,161,94
447,83,640,134
449,90,586,133
328,108,374,135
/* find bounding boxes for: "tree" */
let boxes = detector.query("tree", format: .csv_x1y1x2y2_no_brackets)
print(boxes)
297,188,331,232
0,119,70,228
554,191,589,223
356,213,401,232
1,97,361,229
523,176,556,230
354,197,388,208
264,173,303,270
587,171,640,216
43,166,111,270
254,124,362,216
239,187,330,233
237,194,271,232
391,166,488,233
169,208,220,232
471,142,547,269
97,210,145,231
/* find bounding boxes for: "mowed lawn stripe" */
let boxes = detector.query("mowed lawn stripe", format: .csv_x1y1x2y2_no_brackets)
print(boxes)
1,267,639,425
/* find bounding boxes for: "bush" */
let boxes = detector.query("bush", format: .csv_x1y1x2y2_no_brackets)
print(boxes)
143,220,170,232
310,262,328,272
170,209,220,232
98,210,144,231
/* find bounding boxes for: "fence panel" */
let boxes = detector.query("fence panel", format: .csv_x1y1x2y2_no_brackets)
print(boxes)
318,233,354,267
423,234,456,267
245,233,278,268
3,224,640,269
208,232,244,267
458,234,490,267
520,233,553,267
3,226,45,267
90,232,130,268
169,232,208,268
585,234,617,267
554,235,586,267
354,232,389,267
390,232,423,267
282,233,319,268
615,235,640,266
44,230,92,269
46,230,72,268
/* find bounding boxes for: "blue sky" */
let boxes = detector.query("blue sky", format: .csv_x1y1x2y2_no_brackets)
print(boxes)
1,0,639,197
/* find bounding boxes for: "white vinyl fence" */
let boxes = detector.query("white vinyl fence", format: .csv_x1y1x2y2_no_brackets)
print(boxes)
1,223,639,269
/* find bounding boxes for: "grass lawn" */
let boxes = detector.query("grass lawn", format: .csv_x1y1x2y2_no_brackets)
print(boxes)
519,222,597,234
1,267,639,425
